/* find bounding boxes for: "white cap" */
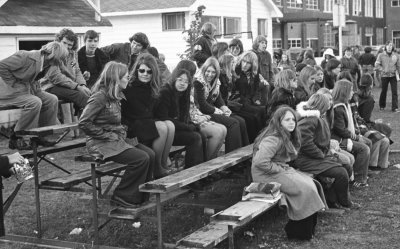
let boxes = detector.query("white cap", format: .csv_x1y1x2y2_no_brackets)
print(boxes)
323,48,335,57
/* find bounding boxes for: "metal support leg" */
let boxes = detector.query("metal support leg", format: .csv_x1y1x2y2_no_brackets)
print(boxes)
156,193,163,249
32,140,42,238
90,163,99,247
97,177,102,198
0,178,5,236
228,225,234,249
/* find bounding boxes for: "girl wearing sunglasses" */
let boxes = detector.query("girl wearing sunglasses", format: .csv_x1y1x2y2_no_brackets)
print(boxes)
122,53,175,179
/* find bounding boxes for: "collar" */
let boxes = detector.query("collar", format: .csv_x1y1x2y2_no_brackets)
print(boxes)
296,101,320,118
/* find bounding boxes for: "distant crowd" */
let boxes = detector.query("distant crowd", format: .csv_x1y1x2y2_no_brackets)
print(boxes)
0,22,399,241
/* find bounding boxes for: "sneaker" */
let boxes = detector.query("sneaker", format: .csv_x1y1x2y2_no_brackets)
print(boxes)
34,137,57,147
110,195,142,208
351,181,369,188
9,137,32,150
379,108,385,112
393,109,400,113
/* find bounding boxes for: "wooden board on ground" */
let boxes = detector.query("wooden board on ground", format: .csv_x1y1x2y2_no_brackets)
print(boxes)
176,198,280,249
108,188,189,220
140,144,253,193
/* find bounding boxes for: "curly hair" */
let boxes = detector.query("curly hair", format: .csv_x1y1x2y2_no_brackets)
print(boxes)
55,28,78,51
236,51,259,76
252,35,267,51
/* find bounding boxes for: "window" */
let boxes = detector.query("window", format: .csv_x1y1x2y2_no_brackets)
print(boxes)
288,39,302,48
162,12,185,31
344,0,349,14
287,0,302,8
258,19,267,36
376,0,383,17
365,27,373,46
323,25,335,47
393,31,400,49
365,0,373,17
376,28,384,44
352,0,362,16
201,16,221,35
223,17,241,37
275,0,282,6
392,0,400,7
324,0,333,12
306,0,318,10
273,39,282,49
307,38,318,48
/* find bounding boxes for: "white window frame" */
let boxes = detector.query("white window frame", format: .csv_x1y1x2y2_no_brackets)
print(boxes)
287,0,302,9
223,17,241,38
275,0,282,6
162,12,185,31
324,0,333,12
16,36,57,51
273,39,282,49
258,19,267,36
323,25,335,47
376,28,384,44
352,0,362,16
306,0,318,10
365,0,373,17
288,38,302,48
201,16,222,36
376,0,384,17
392,0,400,7
307,38,318,48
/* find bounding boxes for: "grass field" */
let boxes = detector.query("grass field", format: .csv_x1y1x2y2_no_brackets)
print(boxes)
1,85,400,249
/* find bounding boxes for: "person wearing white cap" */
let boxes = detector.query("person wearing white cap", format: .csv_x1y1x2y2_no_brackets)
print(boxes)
321,48,335,70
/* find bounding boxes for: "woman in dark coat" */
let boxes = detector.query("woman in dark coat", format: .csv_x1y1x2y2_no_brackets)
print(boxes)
121,54,174,178
232,51,268,141
295,94,355,209
79,61,154,207
193,57,249,153
323,58,341,90
192,22,217,68
268,69,297,117
155,69,204,168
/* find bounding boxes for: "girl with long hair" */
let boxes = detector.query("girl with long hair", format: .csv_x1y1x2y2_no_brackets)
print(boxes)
331,80,370,187
294,66,317,103
193,57,249,153
218,53,235,104
122,54,175,178
154,69,204,168
176,60,227,160
252,106,326,240
79,61,154,207
268,69,297,116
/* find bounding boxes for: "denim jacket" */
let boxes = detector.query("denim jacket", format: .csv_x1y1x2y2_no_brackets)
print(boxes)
79,90,133,160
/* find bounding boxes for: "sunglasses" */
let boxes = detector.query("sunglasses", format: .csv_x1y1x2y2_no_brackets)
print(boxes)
138,69,153,74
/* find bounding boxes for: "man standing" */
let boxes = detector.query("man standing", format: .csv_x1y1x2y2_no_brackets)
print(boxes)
375,41,400,112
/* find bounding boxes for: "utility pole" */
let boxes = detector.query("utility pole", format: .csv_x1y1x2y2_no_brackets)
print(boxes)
333,0,345,57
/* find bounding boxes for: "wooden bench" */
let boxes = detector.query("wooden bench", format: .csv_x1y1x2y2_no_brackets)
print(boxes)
176,194,281,249
139,144,253,249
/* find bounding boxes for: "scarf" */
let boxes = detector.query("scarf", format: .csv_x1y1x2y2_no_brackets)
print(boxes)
333,103,355,136
194,70,221,102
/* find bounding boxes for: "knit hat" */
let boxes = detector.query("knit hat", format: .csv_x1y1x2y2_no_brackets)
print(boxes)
129,32,150,48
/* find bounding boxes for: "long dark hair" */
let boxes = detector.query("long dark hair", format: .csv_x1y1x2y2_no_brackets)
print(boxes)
253,106,301,158
169,68,193,124
129,53,160,98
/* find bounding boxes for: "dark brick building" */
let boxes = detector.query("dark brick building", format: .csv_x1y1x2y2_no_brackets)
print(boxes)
386,0,400,48
272,0,385,55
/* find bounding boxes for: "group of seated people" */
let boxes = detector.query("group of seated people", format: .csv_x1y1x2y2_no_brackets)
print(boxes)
0,22,394,241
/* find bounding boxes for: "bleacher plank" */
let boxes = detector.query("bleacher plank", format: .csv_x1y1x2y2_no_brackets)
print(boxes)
40,161,126,189
20,138,86,158
176,198,280,249
140,144,253,193
16,122,79,137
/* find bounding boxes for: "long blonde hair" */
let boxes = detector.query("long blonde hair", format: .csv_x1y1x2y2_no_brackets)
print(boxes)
92,61,128,100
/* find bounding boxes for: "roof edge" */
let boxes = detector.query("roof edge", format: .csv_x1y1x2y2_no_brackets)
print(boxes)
0,0,8,8
102,7,190,16
0,26,112,34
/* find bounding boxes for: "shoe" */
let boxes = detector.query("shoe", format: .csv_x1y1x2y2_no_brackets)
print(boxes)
379,108,385,112
351,181,369,188
154,168,169,179
110,195,142,208
9,137,32,150
393,109,400,112
369,166,384,171
34,137,57,147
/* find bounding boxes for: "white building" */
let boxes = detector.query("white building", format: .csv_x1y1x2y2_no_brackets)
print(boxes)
100,0,283,68
0,0,112,60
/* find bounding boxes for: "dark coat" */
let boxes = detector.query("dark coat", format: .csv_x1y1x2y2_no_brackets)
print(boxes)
252,49,274,84
155,84,197,132
0,156,12,178
79,90,132,160
77,46,109,88
268,87,296,115
193,79,225,115
192,35,214,68
323,70,336,89
101,42,131,65
121,79,159,143
294,102,341,174
233,64,262,106
219,72,232,104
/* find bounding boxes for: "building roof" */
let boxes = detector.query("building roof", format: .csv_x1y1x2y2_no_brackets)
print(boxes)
0,0,111,27
101,0,196,13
